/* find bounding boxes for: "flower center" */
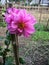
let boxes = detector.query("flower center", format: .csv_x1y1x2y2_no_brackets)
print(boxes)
18,22,25,29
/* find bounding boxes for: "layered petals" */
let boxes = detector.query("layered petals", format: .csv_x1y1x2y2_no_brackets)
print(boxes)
5,8,37,37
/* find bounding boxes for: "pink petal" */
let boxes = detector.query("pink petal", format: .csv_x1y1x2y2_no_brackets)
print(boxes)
5,14,13,23
23,31,30,37
11,21,17,28
7,25,16,31
18,28,22,32
7,8,13,14
13,8,20,13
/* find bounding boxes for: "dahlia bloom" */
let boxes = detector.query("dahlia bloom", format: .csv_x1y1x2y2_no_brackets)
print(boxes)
5,8,37,37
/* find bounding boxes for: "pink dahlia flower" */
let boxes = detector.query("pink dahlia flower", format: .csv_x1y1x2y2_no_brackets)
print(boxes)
5,8,37,37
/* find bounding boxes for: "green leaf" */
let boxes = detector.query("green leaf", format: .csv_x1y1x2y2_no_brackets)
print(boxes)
5,48,10,52
6,31,15,41
0,47,2,50
4,39,10,46
34,23,45,31
6,30,8,34
0,51,3,56
0,22,6,27
0,47,3,56
19,57,25,64
5,56,14,65
6,31,12,41
32,31,49,41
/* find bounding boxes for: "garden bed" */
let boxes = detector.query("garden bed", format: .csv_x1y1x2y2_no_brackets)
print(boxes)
0,27,49,65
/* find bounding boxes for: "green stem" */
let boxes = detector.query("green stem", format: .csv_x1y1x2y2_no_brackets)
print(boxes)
12,35,19,65
3,45,8,65
3,50,6,65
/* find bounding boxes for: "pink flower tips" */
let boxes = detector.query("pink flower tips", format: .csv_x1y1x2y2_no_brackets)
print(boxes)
5,8,37,37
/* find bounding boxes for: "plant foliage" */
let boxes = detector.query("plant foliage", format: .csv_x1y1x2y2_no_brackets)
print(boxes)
32,31,49,41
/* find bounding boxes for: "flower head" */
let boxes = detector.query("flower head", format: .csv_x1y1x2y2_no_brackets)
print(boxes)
5,8,37,37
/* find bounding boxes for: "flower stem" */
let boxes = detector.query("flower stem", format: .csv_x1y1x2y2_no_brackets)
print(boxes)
3,46,8,65
3,50,6,65
12,34,19,65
